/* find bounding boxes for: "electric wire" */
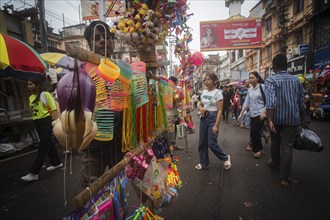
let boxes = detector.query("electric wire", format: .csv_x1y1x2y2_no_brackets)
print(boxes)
64,0,79,13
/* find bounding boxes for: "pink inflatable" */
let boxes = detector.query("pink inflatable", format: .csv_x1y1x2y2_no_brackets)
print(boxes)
189,52,204,66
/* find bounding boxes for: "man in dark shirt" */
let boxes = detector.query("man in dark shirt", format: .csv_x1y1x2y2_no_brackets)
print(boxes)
222,86,232,123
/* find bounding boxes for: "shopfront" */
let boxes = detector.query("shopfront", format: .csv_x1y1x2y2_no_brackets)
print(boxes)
0,77,38,157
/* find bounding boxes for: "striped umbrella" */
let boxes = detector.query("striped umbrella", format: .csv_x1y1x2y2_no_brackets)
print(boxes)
41,52,76,69
0,33,47,79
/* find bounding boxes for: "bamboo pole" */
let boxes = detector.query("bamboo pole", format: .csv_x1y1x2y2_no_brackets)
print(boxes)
64,43,116,65
73,128,164,210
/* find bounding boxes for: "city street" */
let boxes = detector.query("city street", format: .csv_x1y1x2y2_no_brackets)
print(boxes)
0,111,329,220
0,0,329,219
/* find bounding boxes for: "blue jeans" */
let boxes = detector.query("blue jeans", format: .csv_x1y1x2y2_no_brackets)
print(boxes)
232,105,240,119
198,111,228,168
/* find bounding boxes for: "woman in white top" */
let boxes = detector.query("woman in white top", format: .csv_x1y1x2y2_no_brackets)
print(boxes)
195,73,231,170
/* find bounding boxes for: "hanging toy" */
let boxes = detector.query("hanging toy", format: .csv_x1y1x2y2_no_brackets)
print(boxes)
176,117,186,140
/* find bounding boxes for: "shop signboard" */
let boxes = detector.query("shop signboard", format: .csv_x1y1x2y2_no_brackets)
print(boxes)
81,0,125,21
200,18,263,51
313,44,330,68
298,44,309,55
287,56,305,75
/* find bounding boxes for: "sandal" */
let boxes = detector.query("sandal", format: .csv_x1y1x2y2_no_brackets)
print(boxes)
175,145,185,150
280,179,291,188
267,160,280,171
224,155,231,170
195,164,209,170
253,151,262,158
195,164,203,170
246,145,252,151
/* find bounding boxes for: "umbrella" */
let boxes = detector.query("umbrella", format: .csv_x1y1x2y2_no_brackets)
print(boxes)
55,67,71,75
228,81,241,86
0,33,47,79
41,52,77,70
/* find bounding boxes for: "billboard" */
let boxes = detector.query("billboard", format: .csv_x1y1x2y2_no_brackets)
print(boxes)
81,0,125,21
200,18,262,51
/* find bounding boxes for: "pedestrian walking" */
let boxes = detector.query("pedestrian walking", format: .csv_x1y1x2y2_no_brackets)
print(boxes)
222,85,232,123
228,85,235,119
238,72,267,158
21,78,63,182
231,87,241,123
265,54,307,188
195,73,231,170
192,93,199,109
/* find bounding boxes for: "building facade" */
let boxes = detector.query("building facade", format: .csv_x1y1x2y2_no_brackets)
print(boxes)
60,24,88,52
258,0,313,77
311,0,330,69
245,1,264,77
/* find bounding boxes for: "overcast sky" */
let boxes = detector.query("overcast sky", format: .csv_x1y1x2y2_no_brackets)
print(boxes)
1,0,259,53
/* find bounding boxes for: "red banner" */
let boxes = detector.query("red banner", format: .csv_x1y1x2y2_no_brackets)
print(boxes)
200,18,262,51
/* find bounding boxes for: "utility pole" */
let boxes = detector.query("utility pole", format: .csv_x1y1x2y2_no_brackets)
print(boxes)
98,0,106,22
276,2,290,55
38,0,48,53
62,13,65,28
257,49,260,74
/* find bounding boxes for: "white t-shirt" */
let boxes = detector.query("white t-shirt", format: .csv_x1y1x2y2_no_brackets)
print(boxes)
200,89,223,112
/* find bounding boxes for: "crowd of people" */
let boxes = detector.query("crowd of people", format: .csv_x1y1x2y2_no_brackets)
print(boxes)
195,54,310,188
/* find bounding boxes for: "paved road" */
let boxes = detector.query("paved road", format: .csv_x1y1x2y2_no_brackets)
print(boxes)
162,113,330,220
0,111,329,220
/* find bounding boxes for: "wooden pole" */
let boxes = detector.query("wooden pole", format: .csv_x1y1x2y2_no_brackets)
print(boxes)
65,43,116,65
73,128,164,210
185,126,188,152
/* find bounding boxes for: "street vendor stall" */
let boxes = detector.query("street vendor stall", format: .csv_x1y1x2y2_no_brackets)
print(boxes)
41,1,199,218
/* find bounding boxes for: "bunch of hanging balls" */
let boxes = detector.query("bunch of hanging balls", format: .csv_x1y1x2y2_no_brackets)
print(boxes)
110,3,169,51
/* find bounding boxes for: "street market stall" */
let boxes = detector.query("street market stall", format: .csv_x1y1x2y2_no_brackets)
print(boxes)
46,0,209,218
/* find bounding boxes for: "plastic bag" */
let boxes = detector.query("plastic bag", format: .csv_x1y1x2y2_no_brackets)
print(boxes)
294,128,323,152
133,157,167,207
0,143,16,155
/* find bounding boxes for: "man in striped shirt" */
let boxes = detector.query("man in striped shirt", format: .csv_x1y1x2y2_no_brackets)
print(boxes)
264,54,307,188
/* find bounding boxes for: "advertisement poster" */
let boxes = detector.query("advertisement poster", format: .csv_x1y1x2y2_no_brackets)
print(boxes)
200,18,262,51
81,0,125,21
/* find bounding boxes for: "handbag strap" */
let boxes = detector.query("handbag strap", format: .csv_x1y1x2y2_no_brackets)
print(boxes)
259,84,266,107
